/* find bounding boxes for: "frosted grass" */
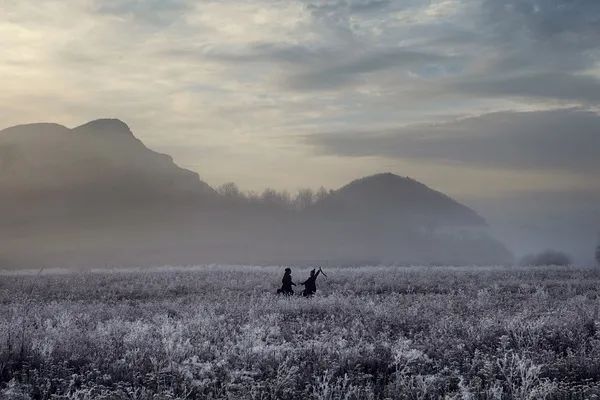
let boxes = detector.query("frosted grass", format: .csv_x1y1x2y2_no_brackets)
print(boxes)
1,265,600,399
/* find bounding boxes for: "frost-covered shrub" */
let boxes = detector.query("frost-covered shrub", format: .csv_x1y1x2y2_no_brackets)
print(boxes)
520,249,572,266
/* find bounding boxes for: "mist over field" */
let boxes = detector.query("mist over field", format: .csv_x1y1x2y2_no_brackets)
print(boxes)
0,120,516,268
0,118,597,268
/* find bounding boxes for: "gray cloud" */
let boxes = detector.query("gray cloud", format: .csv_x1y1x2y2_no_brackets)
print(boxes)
160,42,332,65
286,48,460,90
481,0,600,51
181,0,600,104
452,72,600,104
441,0,600,103
337,0,600,103
93,0,191,27
106,0,600,104
303,108,600,173
304,0,396,14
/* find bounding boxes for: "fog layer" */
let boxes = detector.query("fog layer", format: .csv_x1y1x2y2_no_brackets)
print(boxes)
0,120,511,268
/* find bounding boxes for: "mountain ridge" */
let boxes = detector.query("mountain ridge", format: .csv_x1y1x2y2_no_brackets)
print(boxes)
0,118,216,203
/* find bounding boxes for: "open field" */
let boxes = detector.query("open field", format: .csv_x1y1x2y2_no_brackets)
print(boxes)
2,265,600,399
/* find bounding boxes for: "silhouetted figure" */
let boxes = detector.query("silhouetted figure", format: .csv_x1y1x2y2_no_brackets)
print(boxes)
301,267,322,297
277,267,296,295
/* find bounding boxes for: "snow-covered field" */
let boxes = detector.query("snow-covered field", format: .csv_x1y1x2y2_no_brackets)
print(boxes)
2,265,600,399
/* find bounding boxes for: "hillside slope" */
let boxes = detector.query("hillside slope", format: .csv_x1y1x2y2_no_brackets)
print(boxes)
312,173,485,228
0,119,216,208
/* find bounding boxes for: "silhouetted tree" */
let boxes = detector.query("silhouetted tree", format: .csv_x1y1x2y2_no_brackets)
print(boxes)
261,188,292,209
294,188,314,210
242,190,259,204
218,182,242,199
216,182,329,210
315,186,330,203
521,250,571,266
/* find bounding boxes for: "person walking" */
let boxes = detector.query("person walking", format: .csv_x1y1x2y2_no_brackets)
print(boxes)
301,267,323,297
277,267,296,295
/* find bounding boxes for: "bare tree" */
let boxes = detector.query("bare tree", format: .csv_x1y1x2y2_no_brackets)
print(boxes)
315,186,330,203
245,190,260,205
217,182,242,199
294,188,314,210
261,188,292,209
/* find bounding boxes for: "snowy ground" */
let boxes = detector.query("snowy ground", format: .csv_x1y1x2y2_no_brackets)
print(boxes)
2,265,600,399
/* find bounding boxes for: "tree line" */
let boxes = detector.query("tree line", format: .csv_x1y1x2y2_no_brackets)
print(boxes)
216,182,334,211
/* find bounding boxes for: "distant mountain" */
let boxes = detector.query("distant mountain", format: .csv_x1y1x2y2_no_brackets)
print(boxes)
0,119,513,268
312,173,485,228
0,119,216,213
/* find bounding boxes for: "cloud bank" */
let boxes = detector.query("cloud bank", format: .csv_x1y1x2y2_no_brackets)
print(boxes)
304,108,600,175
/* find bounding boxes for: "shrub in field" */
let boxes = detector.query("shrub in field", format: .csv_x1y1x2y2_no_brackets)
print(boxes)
520,250,572,266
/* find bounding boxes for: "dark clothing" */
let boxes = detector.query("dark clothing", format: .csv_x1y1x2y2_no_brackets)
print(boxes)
301,270,321,297
279,272,295,295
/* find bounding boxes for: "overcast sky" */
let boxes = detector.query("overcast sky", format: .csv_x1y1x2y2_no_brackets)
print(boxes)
1,0,599,203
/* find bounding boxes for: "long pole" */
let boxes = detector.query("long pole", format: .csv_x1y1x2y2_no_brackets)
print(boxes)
319,267,328,278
